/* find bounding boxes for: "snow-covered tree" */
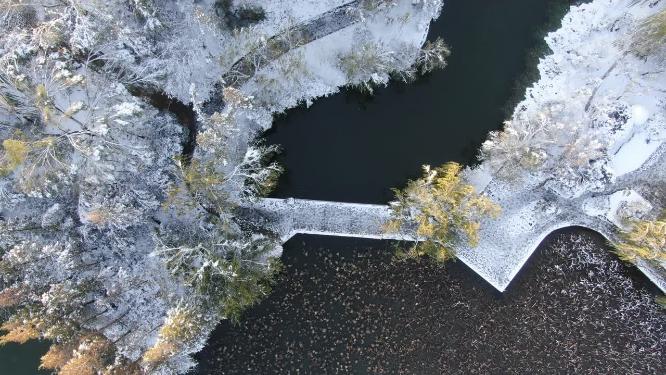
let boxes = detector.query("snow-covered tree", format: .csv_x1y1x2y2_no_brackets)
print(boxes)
0,2,283,374
387,162,500,261
142,303,208,373
631,8,666,60
338,39,396,93
614,214,666,264
480,102,608,191
416,37,450,74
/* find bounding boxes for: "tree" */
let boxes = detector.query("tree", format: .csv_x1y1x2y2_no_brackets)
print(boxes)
480,102,607,189
387,162,500,262
338,41,394,93
416,37,450,74
631,9,666,59
59,334,113,375
40,343,76,371
142,303,202,368
614,216,666,264
0,317,40,345
152,227,281,322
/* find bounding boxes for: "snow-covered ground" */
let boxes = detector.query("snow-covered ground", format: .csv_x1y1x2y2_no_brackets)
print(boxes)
240,0,440,112
0,1,446,374
462,0,666,292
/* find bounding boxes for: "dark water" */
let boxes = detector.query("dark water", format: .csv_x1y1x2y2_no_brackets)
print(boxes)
195,230,665,374
266,0,571,203
0,339,50,375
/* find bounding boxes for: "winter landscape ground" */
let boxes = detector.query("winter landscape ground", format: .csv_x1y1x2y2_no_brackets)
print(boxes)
0,0,665,374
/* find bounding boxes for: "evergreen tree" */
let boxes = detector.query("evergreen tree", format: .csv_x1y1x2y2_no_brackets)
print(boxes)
387,162,500,262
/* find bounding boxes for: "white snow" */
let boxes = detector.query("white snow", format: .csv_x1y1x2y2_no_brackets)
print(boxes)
605,189,653,228
610,130,663,176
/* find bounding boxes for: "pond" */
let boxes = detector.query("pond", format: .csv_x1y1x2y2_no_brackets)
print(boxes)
265,0,571,203
194,229,665,373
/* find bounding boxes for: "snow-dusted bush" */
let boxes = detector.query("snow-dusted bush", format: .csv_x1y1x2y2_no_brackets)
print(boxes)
415,37,450,74
631,8,666,60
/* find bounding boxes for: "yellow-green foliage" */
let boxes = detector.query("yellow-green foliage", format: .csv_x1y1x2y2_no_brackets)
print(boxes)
34,83,54,123
58,335,111,375
169,157,229,213
142,305,201,367
614,218,666,263
221,257,282,323
40,343,75,370
388,162,501,262
0,318,40,345
632,9,666,57
0,138,28,175
0,136,59,182
656,295,666,309
158,307,200,344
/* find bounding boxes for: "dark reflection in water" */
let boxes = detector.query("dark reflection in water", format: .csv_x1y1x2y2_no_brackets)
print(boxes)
0,339,50,375
195,229,665,374
266,0,572,203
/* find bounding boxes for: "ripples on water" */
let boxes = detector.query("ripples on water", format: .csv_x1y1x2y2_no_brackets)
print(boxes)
195,230,665,374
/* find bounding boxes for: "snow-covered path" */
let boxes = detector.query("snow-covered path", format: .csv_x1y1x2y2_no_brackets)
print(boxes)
242,191,666,294
241,198,413,242
221,0,363,88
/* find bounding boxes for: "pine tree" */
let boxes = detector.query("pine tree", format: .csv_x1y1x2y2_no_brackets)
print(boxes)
59,335,112,375
387,162,500,262
143,304,202,368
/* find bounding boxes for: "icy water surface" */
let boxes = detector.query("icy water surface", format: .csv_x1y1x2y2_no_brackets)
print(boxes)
195,230,665,373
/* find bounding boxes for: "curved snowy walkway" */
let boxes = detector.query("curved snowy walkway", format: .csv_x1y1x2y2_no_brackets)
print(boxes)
201,0,365,115
242,198,416,242
242,196,666,293
221,0,363,88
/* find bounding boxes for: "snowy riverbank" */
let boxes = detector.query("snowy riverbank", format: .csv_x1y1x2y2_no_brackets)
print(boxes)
463,0,666,291
0,1,446,373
